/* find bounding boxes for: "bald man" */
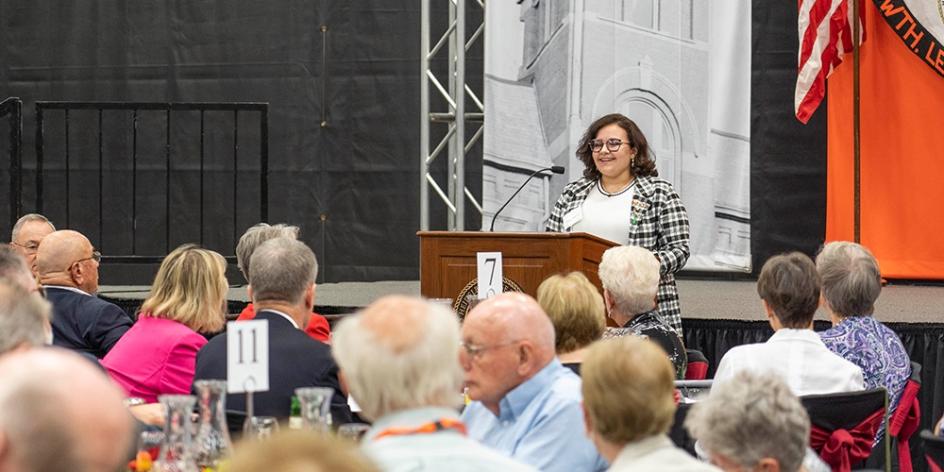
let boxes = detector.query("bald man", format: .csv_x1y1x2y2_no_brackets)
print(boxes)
0,349,133,472
332,296,535,471
460,293,607,472
36,230,132,358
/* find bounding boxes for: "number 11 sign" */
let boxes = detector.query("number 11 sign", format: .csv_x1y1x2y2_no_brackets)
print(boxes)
227,320,270,393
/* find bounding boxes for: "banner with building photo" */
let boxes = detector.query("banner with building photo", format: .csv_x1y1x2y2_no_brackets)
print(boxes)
482,0,752,272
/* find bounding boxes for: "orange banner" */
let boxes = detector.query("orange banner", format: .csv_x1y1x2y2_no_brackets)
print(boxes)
826,2,944,279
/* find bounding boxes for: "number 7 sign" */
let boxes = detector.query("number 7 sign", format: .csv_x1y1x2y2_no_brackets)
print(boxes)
227,320,270,393
476,252,503,300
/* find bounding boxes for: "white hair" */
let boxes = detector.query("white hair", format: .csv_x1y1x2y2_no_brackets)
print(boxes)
598,246,661,315
235,223,300,280
249,238,317,305
10,213,55,242
0,281,51,353
685,371,810,472
816,241,881,317
331,301,464,421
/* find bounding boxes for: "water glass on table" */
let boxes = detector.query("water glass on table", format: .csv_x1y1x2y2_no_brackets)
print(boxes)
243,416,279,440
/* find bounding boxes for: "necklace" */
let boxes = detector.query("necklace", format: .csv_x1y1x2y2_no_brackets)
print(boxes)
597,179,634,197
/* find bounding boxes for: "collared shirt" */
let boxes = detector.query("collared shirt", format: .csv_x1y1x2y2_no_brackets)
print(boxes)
364,407,536,472
713,328,865,396
609,435,720,472
461,359,608,472
264,309,300,330
603,309,687,379
42,284,90,296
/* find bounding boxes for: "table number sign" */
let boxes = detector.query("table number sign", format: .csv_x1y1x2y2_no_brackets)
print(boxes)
227,320,269,393
476,252,503,300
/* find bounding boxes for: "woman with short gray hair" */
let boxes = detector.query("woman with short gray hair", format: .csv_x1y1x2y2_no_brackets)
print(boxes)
598,245,686,379
234,223,332,343
685,371,820,472
816,241,910,440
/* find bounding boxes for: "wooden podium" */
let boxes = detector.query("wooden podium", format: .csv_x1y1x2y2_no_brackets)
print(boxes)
418,231,618,302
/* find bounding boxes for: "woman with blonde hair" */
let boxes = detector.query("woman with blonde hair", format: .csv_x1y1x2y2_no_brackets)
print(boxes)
103,244,228,403
536,271,606,375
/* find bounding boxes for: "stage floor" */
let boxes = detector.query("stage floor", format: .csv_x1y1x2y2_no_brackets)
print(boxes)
98,278,944,323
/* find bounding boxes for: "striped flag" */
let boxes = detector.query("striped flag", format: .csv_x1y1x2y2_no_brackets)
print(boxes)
795,0,865,124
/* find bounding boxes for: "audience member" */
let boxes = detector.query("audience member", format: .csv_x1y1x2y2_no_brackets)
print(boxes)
713,252,864,395
0,348,133,472
0,245,40,292
8,213,55,273
687,371,818,472
36,230,132,358
535,271,605,375
102,245,228,403
817,241,910,429
227,430,380,472
235,222,331,342
332,295,535,471
0,281,52,355
582,337,718,471
460,292,607,472
598,245,687,378
193,238,351,422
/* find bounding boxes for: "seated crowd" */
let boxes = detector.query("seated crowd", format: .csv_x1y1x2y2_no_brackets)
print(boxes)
0,212,917,471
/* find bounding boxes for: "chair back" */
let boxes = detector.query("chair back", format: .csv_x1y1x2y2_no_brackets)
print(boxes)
685,348,708,380
802,387,887,472
888,361,922,472
921,429,944,472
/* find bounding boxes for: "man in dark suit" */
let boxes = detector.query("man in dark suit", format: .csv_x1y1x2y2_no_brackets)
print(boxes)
35,230,132,359
193,237,351,423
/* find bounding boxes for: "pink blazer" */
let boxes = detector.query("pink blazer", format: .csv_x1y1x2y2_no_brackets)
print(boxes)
102,316,207,403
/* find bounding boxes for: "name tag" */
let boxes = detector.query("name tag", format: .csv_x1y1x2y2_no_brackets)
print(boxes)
562,208,582,230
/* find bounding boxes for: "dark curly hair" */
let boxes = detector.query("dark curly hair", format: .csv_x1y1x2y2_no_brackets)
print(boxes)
576,113,658,181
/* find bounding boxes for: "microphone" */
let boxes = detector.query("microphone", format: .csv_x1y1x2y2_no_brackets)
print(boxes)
489,166,565,231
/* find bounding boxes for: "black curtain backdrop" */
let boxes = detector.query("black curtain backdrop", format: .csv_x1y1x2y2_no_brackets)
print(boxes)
684,319,943,471
750,1,828,271
0,1,482,284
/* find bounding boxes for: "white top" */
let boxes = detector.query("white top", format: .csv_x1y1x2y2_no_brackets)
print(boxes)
571,181,635,244
608,435,720,472
265,309,300,330
713,328,865,396
43,285,90,296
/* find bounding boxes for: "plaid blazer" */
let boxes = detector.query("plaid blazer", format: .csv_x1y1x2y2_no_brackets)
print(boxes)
545,176,690,335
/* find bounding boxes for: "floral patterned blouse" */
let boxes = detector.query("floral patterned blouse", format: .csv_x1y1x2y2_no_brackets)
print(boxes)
819,315,911,442
603,309,687,379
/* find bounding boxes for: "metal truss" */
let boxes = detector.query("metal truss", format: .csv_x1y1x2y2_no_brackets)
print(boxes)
420,0,485,231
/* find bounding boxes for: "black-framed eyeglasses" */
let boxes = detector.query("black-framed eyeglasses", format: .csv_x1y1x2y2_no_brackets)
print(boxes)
72,250,102,266
460,340,520,359
588,138,631,153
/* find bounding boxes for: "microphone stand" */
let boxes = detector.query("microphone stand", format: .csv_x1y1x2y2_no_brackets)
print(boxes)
489,166,564,231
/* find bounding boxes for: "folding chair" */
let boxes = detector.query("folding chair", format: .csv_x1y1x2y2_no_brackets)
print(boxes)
685,349,709,380
802,388,887,472
887,361,922,472
921,430,944,472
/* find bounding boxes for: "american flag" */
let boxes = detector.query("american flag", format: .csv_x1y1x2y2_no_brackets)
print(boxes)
795,0,865,124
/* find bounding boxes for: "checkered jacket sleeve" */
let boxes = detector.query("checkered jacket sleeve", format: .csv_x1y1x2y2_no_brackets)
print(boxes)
545,179,594,232
648,181,690,277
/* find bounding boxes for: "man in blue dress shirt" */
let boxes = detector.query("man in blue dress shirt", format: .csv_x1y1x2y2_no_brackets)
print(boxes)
460,292,608,472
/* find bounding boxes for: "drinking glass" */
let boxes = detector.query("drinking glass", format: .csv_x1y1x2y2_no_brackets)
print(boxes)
243,416,280,440
295,387,334,432
336,423,371,442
